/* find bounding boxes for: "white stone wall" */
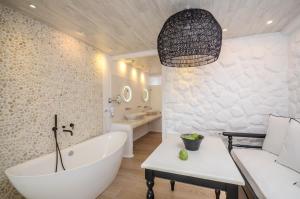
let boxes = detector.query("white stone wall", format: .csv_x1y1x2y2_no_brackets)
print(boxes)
288,29,300,118
0,5,106,198
162,33,289,136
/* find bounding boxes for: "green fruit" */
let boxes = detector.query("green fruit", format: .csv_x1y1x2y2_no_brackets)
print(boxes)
191,133,199,139
182,135,194,140
179,149,188,160
181,133,200,140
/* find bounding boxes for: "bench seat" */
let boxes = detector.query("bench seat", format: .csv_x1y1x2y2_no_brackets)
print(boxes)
231,148,300,199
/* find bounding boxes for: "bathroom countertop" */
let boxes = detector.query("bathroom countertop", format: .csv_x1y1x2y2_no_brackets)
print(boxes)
112,113,161,129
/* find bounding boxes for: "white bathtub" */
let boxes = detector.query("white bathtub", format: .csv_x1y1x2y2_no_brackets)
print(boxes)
5,132,127,199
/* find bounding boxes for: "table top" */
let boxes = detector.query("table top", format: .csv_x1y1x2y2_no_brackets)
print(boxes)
141,135,245,186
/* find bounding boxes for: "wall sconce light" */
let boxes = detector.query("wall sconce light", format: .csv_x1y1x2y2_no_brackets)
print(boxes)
121,86,132,103
142,88,149,102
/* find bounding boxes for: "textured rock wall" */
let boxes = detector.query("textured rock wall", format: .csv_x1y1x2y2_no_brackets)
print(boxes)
288,29,300,117
162,33,289,136
0,5,105,198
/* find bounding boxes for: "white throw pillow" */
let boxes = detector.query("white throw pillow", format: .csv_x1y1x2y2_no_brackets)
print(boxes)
277,119,300,173
262,115,290,155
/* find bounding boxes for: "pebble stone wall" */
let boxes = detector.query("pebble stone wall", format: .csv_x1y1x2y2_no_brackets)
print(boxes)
0,5,104,198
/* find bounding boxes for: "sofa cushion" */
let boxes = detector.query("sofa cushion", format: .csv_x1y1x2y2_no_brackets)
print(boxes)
296,181,300,189
262,115,290,155
231,148,300,199
277,119,300,173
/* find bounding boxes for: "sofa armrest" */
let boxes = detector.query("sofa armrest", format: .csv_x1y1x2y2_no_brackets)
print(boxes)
222,132,266,152
223,132,266,138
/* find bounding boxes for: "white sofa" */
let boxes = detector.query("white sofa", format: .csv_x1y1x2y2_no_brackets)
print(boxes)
223,115,300,199
232,148,300,199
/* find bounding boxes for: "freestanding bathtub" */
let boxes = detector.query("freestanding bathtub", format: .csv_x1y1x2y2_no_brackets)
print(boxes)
5,132,127,199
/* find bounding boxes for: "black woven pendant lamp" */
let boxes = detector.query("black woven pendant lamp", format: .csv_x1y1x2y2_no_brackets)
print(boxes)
157,9,222,67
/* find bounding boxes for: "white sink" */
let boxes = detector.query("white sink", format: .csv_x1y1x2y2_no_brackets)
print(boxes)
124,112,145,120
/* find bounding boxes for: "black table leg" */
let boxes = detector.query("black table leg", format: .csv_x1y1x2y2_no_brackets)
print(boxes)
226,184,238,199
215,189,220,199
144,169,238,199
145,169,155,199
170,180,175,191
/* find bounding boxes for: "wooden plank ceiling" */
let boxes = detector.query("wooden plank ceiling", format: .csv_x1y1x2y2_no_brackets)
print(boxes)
1,0,300,55
130,56,162,74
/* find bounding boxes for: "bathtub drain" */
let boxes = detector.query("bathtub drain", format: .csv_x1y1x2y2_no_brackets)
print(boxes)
68,150,74,156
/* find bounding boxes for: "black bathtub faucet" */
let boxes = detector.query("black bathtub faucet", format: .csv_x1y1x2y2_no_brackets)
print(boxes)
52,115,75,136
52,114,75,172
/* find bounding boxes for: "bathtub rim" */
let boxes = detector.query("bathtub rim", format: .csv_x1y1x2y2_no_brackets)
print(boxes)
5,131,127,179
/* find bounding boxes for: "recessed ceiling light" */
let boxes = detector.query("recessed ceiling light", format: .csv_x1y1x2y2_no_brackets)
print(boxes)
29,4,36,9
266,20,273,25
222,28,228,32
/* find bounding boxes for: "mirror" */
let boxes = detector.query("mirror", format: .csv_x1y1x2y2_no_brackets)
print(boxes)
121,85,132,102
142,88,149,102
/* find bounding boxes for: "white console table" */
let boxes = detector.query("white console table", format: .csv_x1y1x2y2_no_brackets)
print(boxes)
141,135,244,199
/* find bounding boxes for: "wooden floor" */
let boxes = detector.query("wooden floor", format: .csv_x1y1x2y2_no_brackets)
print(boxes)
97,132,226,199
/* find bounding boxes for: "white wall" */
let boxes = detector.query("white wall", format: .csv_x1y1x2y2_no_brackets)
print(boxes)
150,85,162,111
288,28,300,118
162,33,289,136
149,85,162,132
111,61,150,121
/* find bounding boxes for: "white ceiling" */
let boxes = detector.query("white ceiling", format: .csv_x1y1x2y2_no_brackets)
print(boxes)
129,56,162,75
2,0,300,55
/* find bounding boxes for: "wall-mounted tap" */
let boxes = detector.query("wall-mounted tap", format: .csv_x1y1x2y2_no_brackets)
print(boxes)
62,123,74,136
108,95,122,104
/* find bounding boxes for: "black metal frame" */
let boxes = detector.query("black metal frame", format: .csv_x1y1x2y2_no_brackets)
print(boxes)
223,132,266,152
222,132,266,199
145,169,238,199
